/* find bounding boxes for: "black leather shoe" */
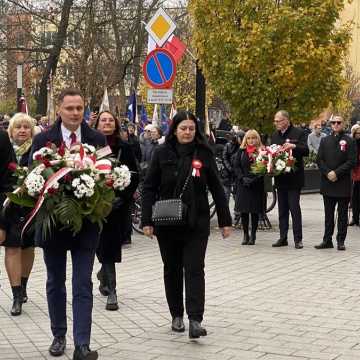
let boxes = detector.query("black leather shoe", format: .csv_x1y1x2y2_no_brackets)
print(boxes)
10,297,22,316
314,242,334,249
106,292,119,311
73,345,98,360
337,244,346,251
272,238,288,247
295,241,303,249
97,269,110,296
242,233,249,245
189,320,207,339
248,233,256,245
49,336,66,357
348,219,359,226
171,317,185,332
10,286,23,316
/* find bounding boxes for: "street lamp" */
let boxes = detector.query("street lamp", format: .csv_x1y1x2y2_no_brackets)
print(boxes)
16,63,23,112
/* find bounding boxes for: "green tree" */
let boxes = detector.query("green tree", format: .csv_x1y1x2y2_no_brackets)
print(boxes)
189,0,352,131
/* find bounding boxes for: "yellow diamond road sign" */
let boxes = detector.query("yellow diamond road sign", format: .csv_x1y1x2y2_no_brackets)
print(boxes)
145,7,176,47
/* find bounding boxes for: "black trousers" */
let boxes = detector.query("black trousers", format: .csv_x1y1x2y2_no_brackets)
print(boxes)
352,181,360,223
277,189,302,242
157,234,208,322
43,247,96,346
323,195,350,244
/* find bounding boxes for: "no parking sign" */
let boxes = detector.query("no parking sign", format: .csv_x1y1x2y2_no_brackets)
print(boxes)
143,48,176,89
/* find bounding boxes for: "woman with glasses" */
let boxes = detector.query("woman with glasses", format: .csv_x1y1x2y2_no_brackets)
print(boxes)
349,124,360,226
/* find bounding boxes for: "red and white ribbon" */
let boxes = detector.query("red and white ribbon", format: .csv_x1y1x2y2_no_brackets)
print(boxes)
21,167,73,238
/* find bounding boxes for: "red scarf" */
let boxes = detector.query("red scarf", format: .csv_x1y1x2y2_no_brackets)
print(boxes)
246,145,257,156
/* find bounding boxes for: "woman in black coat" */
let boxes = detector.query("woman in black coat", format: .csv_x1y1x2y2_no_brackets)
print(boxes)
95,111,139,310
1,113,36,316
233,130,265,245
141,111,232,339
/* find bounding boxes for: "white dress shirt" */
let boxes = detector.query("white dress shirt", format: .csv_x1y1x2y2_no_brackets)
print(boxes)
61,123,82,148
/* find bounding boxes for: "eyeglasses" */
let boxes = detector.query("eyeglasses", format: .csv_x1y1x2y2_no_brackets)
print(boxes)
330,121,342,125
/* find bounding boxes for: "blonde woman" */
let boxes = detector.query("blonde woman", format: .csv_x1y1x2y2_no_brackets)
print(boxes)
233,130,265,245
2,113,36,315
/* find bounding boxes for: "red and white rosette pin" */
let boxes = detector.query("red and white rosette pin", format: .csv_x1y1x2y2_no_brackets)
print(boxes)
340,140,347,152
192,159,203,177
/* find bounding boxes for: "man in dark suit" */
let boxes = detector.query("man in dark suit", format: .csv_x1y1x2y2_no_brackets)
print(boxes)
30,89,106,360
271,110,309,249
315,116,357,251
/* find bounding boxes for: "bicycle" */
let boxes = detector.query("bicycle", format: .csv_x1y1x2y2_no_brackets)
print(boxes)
131,188,144,235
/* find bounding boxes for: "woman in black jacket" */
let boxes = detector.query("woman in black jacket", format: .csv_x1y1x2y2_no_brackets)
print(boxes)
95,111,139,310
141,111,232,339
1,113,35,316
233,130,264,245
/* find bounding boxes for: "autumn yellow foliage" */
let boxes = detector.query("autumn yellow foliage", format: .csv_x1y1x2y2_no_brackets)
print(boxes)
189,0,352,131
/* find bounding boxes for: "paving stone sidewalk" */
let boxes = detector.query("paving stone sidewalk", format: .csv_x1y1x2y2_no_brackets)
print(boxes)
1,193,360,360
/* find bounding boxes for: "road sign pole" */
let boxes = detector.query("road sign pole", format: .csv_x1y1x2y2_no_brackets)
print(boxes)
195,60,206,126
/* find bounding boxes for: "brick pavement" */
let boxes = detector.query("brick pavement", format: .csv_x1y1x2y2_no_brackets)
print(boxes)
1,193,360,360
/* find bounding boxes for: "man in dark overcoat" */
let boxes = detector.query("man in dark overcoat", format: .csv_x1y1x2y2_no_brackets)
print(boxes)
315,116,357,251
30,89,106,360
271,110,309,249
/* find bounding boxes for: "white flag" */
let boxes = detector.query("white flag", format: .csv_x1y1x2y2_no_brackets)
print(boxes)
100,87,110,112
152,104,159,126
148,34,157,54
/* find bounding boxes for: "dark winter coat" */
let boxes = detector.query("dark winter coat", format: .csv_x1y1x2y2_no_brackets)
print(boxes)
271,124,309,190
233,149,265,214
0,131,16,230
30,119,107,250
221,141,239,186
97,137,139,263
141,142,232,240
2,147,34,248
317,132,357,198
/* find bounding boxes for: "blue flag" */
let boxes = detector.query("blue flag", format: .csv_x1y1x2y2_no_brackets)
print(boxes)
127,92,137,123
83,104,91,123
138,105,148,134
160,104,169,135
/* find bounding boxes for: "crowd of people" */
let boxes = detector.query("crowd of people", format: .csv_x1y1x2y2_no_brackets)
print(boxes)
0,89,359,359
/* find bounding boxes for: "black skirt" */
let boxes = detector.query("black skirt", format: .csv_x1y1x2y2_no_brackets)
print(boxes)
1,204,34,248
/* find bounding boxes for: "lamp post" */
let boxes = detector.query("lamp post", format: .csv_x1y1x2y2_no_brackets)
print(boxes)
195,60,206,124
16,63,23,112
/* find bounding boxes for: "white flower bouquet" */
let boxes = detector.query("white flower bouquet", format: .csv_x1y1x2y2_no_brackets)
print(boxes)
251,144,296,176
6,141,132,239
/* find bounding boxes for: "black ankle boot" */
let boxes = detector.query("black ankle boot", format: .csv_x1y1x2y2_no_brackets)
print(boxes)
104,263,119,311
189,320,207,339
11,286,23,316
248,231,256,245
21,277,29,303
242,231,249,245
97,266,110,296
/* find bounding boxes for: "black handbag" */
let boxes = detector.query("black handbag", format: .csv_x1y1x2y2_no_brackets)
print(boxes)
151,162,193,227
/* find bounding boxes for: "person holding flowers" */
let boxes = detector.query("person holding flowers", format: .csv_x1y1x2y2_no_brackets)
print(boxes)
271,110,309,249
94,111,139,311
1,113,36,316
315,116,357,251
233,130,264,245
29,88,107,360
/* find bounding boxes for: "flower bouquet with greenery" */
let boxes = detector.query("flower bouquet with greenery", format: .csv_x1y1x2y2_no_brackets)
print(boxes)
251,144,296,176
5,142,131,239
